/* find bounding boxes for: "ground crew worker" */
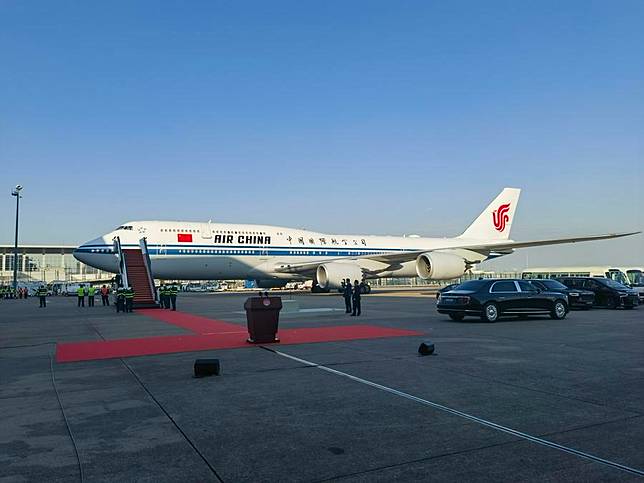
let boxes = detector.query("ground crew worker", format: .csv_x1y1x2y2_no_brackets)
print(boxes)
116,287,125,313
162,284,170,309
37,285,47,308
343,278,352,314
351,279,361,316
162,284,168,309
100,285,109,306
169,282,178,311
158,284,164,308
88,285,96,307
124,286,135,312
77,284,85,307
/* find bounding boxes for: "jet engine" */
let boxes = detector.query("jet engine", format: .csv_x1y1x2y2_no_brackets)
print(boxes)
316,262,363,289
415,252,467,280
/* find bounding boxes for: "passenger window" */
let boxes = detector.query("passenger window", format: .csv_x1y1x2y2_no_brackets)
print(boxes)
591,280,603,290
491,281,517,292
518,281,536,292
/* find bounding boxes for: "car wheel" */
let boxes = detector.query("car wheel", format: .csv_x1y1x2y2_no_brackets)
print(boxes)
449,313,464,321
481,303,499,323
550,300,567,320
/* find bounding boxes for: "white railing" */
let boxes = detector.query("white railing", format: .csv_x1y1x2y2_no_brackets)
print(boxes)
113,236,129,288
139,237,158,303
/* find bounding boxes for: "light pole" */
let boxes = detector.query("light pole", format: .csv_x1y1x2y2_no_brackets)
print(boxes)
11,185,23,293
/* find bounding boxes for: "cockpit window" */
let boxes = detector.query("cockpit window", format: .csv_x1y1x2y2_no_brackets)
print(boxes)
115,225,133,230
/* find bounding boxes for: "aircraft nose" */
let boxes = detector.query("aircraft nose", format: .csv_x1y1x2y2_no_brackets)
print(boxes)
73,236,115,269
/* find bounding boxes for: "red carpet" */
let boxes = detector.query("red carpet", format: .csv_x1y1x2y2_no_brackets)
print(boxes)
56,325,421,363
56,308,422,362
136,308,240,334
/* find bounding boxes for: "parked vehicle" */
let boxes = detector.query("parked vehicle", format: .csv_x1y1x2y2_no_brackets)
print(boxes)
621,267,644,302
63,283,83,296
527,279,595,310
436,279,568,322
185,283,208,292
522,266,631,285
435,282,461,299
557,277,639,309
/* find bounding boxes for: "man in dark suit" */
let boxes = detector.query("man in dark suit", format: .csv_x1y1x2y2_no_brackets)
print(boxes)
352,279,361,316
343,278,352,314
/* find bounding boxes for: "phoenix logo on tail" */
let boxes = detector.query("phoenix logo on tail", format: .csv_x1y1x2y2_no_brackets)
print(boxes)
492,203,511,232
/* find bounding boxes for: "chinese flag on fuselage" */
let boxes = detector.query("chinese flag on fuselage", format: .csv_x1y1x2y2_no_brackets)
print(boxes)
177,233,193,242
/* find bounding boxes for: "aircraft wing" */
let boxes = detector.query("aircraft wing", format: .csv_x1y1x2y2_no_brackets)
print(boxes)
274,231,640,274
455,231,640,253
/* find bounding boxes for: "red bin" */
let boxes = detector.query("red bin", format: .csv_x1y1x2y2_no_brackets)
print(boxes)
244,296,282,343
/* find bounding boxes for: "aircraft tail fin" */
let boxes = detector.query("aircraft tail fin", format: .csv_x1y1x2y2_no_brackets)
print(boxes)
458,188,521,240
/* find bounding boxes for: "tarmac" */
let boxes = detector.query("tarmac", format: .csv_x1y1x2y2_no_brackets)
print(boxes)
1,291,643,482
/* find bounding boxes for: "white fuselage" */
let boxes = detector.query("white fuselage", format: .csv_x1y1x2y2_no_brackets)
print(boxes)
73,220,496,282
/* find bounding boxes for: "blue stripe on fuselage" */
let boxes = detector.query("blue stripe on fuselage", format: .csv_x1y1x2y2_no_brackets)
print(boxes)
75,243,417,257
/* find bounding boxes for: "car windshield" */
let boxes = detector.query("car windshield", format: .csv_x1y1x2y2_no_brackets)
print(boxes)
627,270,644,287
606,270,629,285
597,278,629,290
454,280,486,291
539,280,568,290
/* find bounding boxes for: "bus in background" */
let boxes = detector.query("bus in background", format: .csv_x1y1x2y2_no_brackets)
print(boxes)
521,266,630,285
621,267,644,302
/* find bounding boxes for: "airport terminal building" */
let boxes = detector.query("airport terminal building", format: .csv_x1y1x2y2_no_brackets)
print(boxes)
0,244,111,284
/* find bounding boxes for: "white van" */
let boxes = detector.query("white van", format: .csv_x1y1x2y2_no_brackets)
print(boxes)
621,267,644,301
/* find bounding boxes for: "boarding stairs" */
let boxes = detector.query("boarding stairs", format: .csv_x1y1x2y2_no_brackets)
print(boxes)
114,236,159,308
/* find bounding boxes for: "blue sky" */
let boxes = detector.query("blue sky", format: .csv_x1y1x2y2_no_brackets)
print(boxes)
1,0,642,269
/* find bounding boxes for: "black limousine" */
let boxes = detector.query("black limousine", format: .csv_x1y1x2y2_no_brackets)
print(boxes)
437,279,568,322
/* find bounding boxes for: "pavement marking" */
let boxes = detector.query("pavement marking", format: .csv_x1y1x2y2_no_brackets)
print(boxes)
49,351,84,483
234,307,345,314
263,347,644,478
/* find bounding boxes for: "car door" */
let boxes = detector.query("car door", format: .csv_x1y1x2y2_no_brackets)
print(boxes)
490,280,520,312
517,280,545,310
583,279,606,305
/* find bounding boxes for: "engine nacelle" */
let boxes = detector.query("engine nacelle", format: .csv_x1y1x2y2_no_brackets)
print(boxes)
415,252,466,280
316,262,363,289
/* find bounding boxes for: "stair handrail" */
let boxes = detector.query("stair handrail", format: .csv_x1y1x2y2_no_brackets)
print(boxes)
113,236,129,288
139,237,158,303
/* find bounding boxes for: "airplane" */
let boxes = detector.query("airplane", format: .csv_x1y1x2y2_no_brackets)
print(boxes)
73,188,639,291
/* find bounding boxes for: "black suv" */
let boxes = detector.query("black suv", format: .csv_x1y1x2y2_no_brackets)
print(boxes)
528,279,595,310
558,277,639,309
437,279,568,322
